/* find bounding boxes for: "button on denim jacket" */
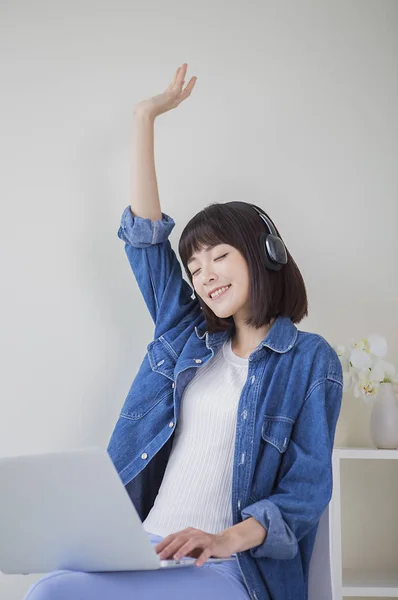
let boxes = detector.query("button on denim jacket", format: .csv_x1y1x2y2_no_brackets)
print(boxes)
107,206,343,600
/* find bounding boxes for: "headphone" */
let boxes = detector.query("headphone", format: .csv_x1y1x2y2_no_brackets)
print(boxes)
250,205,288,272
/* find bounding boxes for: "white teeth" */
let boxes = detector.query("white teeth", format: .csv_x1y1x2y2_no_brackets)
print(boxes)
210,285,230,298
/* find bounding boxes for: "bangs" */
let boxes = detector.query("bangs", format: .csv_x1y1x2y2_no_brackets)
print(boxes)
179,208,231,268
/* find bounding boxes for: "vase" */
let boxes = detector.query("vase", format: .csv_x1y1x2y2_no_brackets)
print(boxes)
369,382,398,449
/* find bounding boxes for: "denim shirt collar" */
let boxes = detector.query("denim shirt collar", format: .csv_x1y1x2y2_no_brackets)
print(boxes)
194,315,298,357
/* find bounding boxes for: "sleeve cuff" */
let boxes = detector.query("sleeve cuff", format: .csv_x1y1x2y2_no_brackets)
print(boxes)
117,206,175,248
241,499,298,560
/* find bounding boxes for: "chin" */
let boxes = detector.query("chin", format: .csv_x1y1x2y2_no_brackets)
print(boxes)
212,306,236,318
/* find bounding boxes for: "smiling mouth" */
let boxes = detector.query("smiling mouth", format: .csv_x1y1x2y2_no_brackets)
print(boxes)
209,285,231,301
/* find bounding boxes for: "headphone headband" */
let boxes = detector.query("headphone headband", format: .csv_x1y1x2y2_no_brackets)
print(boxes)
251,205,279,237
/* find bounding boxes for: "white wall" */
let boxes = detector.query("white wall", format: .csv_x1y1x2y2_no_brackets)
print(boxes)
1,1,397,598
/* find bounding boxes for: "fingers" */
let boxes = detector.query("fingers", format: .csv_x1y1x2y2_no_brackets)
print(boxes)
173,539,211,566
171,64,182,87
180,76,197,99
195,548,213,568
175,63,187,91
178,64,198,94
169,63,185,89
155,533,175,554
169,63,197,97
156,531,210,562
157,537,188,559
155,527,195,553
172,538,200,560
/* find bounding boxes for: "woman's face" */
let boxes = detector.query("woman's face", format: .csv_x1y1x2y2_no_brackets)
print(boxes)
188,243,251,318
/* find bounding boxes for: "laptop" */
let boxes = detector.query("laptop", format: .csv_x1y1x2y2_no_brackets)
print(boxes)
0,447,236,574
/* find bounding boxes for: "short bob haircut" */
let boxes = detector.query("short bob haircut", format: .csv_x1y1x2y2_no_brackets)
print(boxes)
178,201,308,334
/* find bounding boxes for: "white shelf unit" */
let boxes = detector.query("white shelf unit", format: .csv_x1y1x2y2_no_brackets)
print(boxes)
331,447,398,599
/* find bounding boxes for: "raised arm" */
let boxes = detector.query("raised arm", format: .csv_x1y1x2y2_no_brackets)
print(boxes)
130,112,162,221
131,63,197,221
118,64,200,337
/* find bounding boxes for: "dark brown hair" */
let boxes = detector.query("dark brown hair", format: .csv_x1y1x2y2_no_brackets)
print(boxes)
178,201,308,333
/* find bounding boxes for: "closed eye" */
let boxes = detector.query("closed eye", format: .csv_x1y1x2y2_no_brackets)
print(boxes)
191,253,228,277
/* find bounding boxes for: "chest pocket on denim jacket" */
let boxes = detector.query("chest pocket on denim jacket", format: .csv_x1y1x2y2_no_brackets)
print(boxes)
120,337,177,421
262,415,295,453
147,336,178,381
250,414,296,502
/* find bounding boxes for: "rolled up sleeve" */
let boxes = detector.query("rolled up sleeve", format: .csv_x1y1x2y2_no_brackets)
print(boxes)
116,205,199,336
117,205,175,248
241,377,343,560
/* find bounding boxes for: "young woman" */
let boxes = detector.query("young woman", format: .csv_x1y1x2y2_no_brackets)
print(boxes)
25,64,343,600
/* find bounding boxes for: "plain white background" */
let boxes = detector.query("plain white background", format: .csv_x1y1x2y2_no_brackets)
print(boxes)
1,1,397,598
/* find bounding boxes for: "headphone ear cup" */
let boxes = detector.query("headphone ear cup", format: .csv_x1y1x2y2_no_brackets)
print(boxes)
259,232,285,271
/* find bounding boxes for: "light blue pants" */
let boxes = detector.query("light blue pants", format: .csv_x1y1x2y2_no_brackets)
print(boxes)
23,532,250,599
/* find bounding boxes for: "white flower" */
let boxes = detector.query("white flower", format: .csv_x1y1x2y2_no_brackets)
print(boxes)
334,334,397,402
368,334,388,358
350,347,372,370
353,369,380,405
370,360,386,382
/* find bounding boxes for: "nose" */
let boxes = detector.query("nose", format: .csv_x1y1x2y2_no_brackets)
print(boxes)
198,265,214,282
199,271,218,296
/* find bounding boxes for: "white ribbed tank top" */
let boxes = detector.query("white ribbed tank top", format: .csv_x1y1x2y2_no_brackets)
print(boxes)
143,335,249,537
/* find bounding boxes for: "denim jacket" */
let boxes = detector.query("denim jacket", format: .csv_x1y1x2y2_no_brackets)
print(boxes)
107,206,343,600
